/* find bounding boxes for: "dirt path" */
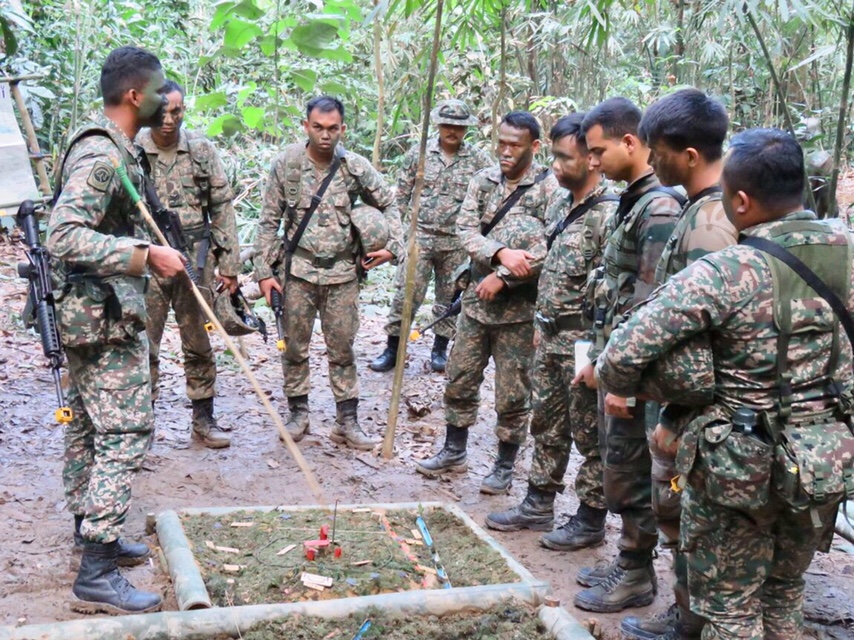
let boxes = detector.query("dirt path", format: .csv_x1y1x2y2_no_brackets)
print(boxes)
0,234,852,638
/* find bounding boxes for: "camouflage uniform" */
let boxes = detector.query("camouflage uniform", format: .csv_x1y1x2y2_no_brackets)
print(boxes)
137,129,240,402
47,116,153,544
253,143,403,404
444,164,555,443
383,138,491,339
597,211,854,640
589,170,682,556
529,184,616,505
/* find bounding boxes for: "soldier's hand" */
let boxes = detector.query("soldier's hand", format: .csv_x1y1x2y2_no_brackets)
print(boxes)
259,277,283,306
217,275,239,295
148,245,187,278
604,393,634,419
362,249,393,270
495,248,534,277
475,272,506,301
571,362,598,389
652,423,680,457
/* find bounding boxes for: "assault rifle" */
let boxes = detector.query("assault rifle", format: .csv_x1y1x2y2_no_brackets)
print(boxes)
409,290,462,341
16,200,73,424
270,289,287,351
143,182,200,285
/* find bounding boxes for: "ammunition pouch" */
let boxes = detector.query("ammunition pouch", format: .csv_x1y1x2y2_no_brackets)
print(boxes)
58,274,149,348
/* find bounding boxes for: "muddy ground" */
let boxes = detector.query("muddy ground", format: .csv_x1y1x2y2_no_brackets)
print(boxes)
2,182,854,637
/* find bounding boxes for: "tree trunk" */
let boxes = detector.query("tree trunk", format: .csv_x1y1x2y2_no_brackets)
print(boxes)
828,1,854,218
371,0,386,169
491,5,507,147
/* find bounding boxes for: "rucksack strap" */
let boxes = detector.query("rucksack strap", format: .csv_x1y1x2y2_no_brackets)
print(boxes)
615,184,686,222
547,194,618,251
481,169,550,236
287,146,344,256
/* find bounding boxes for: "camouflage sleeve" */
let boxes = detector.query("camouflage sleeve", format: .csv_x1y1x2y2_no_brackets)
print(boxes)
252,154,288,282
206,142,241,277
395,147,417,221
456,174,502,266
597,257,734,396
475,146,493,172
350,154,404,260
682,200,737,266
634,195,681,302
46,138,149,276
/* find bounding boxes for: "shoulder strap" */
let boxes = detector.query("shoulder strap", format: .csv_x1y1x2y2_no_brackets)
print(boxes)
53,127,121,205
741,235,854,361
547,194,618,251
287,146,344,255
481,169,550,236
616,185,686,222
687,184,722,207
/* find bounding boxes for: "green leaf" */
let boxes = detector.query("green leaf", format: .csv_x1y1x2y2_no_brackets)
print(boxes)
207,113,244,137
194,91,228,111
236,82,257,107
290,69,318,92
241,106,265,129
223,19,263,49
317,46,353,63
210,1,238,30
320,80,348,95
232,0,264,20
291,20,339,53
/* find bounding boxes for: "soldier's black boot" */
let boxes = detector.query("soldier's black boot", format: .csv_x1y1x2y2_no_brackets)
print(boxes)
71,540,162,615
415,425,468,477
574,553,656,613
430,335,450,372
283,394,310,442
485,484,555,531
369,335,399,372
330,398,379,450
191,397,231,449
540,502,607,551
73,515,150,567
480,441,520,495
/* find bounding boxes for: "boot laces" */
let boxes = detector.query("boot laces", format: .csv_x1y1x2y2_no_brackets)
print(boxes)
597,563,629,593
647,603,678,625
109,569,135,602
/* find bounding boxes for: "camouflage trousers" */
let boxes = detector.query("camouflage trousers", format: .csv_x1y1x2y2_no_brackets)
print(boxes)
283,275,360,403
681,483,839,640
145,262,216,402
598,389,657,553
529,346,604,508
63,337,153,543
444,311,534,444
383,242,467,340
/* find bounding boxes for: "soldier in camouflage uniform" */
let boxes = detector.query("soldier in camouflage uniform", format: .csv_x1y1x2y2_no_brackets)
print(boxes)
138,80,241,449
415,111,555,495
620,89,736,640
598,128,854,640
485,113,616,548
253,96,403,449
47,47,185,615
572,98,683,614
370,99,491,373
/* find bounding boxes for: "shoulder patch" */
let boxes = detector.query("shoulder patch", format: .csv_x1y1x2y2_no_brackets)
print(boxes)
87,161,115,192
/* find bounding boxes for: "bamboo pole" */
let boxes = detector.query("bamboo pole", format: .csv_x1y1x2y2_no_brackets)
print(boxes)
827,1,854,218
371,0,386,169
113,161,326,503
8,81,52,196
382,0,446,459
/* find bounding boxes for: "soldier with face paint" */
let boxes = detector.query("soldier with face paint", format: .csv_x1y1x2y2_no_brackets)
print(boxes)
47,46,185,616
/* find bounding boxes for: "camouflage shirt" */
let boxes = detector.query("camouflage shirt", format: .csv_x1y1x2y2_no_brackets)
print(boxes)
597,211,854,417
137,129,241,276
457,163,557,325
537,183,617,355
253,142,404,286
396,137,491,249
654,186,736,284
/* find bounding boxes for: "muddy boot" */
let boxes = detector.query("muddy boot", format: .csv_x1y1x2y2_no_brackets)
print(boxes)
415,424,468,477
191,397,230,449
71,540,162,615
577,557,619,587
430,335,450,372
485,485,555,531
369,335,399,372
574,554,656,613
540,502,607,551
73,516,150,568
480,441,519,495
330,399,379,450
621,603,678,640
282,395,310,443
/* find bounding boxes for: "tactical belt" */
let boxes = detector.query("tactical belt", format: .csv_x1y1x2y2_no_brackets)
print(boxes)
535,311,586,336
294,246,353,269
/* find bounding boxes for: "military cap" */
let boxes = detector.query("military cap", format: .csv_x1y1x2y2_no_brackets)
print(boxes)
213,288,267,338
430,99,478,127
350,204,389,254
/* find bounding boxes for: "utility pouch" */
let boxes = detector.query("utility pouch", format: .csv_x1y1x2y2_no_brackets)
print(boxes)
104,276,148,344
452,259,472,292
58,275,148,348
773,421,854,511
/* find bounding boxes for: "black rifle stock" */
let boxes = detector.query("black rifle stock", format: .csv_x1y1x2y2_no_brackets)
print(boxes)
270,288,287,351
413,290,462,337
143,183,201,285
16,200,73,423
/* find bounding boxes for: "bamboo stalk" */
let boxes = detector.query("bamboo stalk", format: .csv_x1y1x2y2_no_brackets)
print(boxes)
827,2,854,218
371,0,386,169
382,0,446,459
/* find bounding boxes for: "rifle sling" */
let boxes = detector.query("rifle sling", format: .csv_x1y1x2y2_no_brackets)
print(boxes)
481,169,550,236
547,194,619,251
286,151,343,257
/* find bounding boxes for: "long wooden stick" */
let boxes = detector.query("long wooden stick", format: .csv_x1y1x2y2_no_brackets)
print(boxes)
114,160,326,502
382,0,446,459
